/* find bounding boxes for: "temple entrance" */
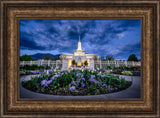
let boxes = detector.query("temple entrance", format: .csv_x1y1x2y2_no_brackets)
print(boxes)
68,59,71,68
77,57,82,66
77,62,81,66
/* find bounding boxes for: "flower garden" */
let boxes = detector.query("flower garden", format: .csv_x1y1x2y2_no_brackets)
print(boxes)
20,65,141,76
22,69,132,96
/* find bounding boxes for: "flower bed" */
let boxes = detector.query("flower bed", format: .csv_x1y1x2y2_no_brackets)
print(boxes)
130,71,140,76
20,70,54,75
20,70,42,75
22,69,132,96
109,70,140,76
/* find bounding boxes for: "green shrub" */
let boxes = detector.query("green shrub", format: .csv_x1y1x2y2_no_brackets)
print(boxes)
121,71,133,76
120,78,126,87
104,70,110,74
84,60,88,66
107,66,111,69
30,65,38,70
23,65,30,70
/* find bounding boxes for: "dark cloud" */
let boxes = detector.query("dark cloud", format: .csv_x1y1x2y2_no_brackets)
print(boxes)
20,20,141,60
115,41,141,60
20,31,44,50
117,20,141,28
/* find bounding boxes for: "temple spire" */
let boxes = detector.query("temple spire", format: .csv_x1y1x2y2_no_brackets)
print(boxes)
77,35,82,50
79,35,80,42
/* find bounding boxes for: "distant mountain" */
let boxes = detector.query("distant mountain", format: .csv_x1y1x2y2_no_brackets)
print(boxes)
30,53,61,60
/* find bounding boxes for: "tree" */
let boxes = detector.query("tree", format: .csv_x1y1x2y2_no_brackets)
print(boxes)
106,55,114,61
72,60,76,66
54,56,59,60
20,54,34,61
93,56,98,61
101,56,105,61
44,55,50,60
84,60,88,66
51,56,59,61
60,55,66,60
127,54,138,61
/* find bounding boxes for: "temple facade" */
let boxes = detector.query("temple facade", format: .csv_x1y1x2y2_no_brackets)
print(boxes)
60,36,99,68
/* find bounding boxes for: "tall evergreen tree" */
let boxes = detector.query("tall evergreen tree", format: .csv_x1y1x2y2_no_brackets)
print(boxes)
106,55,114,61
101,56,105,61
127,54,138,61
84,60,88,66
72,60,76,66
44,55,50,60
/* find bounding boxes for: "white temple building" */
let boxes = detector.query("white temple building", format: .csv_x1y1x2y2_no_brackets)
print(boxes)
60,36,99,67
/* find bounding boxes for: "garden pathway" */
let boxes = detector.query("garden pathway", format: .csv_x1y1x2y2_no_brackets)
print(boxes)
20,75,141,99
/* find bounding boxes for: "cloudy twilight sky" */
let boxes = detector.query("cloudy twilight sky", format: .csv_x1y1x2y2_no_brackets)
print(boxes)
20,19,141,60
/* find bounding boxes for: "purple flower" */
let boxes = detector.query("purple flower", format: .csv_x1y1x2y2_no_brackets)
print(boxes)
90,78,99,84
55,74,60,78
70,86,76,92
81,74,84,78
76,73,81,77
101,75,105,78
36,80,40,84
49,70,53,72
50,76,55,80
71,81,76,85
41,80,47,86
95,80,99,84
85,85,89,87
90,75,95,79
47,80,52,85
75,79,80,84
102,84,107,88
41,80,48,87
131,71,140,76
81,78,85,81
81,82,85,87
31,71,38,74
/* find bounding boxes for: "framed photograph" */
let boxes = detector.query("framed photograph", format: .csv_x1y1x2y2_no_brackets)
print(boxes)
19,19,141,99
0,0,159,117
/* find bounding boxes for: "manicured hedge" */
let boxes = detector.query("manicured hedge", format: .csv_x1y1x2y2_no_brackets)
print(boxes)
20,65,51,70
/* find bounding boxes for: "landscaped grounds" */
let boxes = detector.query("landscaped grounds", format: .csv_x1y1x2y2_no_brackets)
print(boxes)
22,69,132,96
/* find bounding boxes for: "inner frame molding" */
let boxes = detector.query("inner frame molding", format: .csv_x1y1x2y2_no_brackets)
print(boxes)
0,0,159,117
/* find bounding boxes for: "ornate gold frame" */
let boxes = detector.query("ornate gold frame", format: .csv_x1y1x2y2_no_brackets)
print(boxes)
0,0,159,117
